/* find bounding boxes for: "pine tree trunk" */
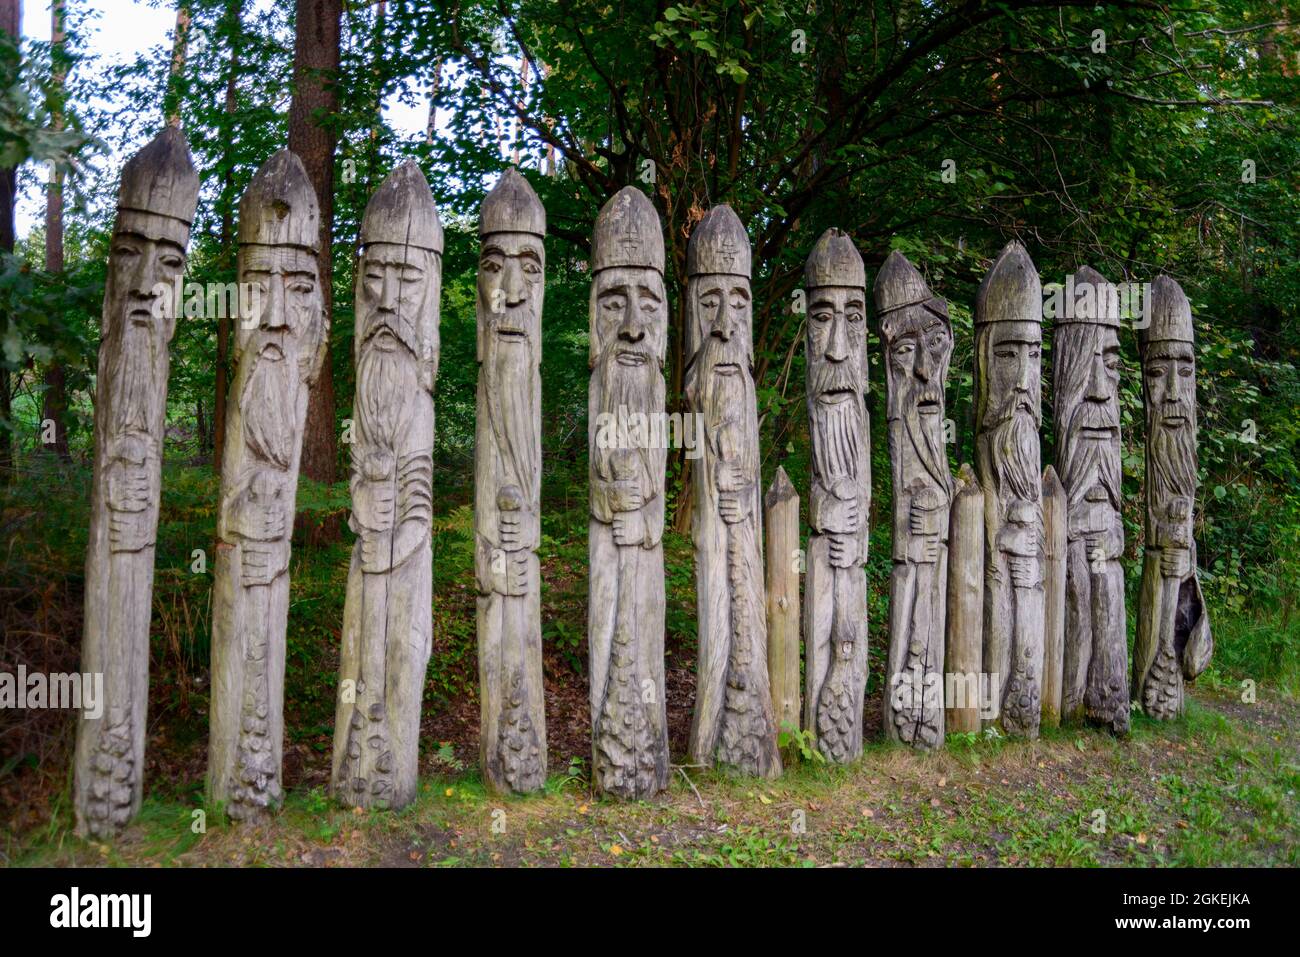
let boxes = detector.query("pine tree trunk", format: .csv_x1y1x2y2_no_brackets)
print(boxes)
287,0,343,542
0,0,17,480
41,0,69,461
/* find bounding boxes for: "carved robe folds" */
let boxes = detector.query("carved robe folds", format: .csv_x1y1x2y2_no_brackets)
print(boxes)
475,169,547,794
74,128,199,839
875,252,954,750
803,228,871,763
684,205,780,777
209,150,326,821
974,241,1046,739
1134,276,1212,719
331,161,441,810
587,187,670,798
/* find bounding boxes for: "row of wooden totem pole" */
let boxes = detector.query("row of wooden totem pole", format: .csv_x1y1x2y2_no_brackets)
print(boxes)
73,128,1212,838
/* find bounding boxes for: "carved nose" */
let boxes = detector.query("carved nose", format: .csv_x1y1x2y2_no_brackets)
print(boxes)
914,346,932,382
129,248,160,297
1165,366,1181,401
503,258,527,307
1086,352,1109,400
618,313,645,343
1015,353,1033,392
378,269,398,313
263,274,288,329
825,317,848,362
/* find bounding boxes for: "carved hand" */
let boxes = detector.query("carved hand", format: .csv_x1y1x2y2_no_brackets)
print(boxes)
1160,546,1190,579
503,551,531,596
715,460,747,493
908,500,940,537
240,541,285,586
107,466,152,514
612,508,646,547
354,479,396,533
607,480,644,513
107,510,150,552
499,507,539,551
813,490,859,535
360,529,394,574
718,491,747,525
828,533,857,568
1009,554,1039,590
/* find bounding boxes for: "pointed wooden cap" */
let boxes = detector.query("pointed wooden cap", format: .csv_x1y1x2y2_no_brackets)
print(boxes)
975,240,1041,326
361,159,443,253
480,166,545,239
1141,275,1194,347
765,465,798,509
874,250,949,338
804,227,864,289
116,127,199,246
1060,265,1121,328
592,186,663,274
238,149,320,251
687,205,750,278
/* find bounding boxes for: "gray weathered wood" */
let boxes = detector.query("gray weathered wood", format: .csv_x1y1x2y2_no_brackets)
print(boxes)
974,241,1045,739
684,205,780,777
1055,266,1128,732
1041,465,1066,729
587,186,670,798
330,160,441,810
875,251,953,750
74,128,199,839
474,168,547,794
764,467,801,762
208,149,326,821
1134,275,1212,719
802,227,870,763
945,463,984,735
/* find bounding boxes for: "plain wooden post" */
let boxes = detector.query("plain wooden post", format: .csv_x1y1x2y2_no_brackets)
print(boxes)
1041,465,1066,729
765,466,801,761
945,463,984,734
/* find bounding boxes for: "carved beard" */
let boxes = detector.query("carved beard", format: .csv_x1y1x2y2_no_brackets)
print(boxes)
893,372,948,492
1056,326,1120,512
357,333,418,453
106,314,161,436
986,406,1041,503
242,345,296,470
485,334,537,492
811,391,863,484
692,334,750,465
1149,413,1197,507
595,340,658,481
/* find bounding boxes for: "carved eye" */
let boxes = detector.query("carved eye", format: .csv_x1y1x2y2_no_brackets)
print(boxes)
1028,347,1040,359
1178,367,1193,377
602,295,626,312
1147,364,1165,377
522,261,541,277
729,294,747,310
994,348,1016,360
113,243,139,258
481,259,501,274
641,299,658,314
893,342,915,357
159,254,183,270
1105,356,1120,370
289,281,315,295
812,311,832,324
700,295,719,310
847,311,864,324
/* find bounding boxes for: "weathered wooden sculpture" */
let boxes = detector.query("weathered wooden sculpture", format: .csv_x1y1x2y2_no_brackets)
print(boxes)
474,168,546,794
587,186,670,797
331,160,441,809
1041,465,1067,728
1054,266,1128,733
803,228,870,763
974,241,1045,738
765,466,801,760
209,150,326,820
875,251,953,750
1134,275,1213,719
684,205,780,777
74,128,199,839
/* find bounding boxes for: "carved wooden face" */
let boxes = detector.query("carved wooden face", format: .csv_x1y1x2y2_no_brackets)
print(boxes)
478,233,544,347
238,245,320,338
981,320,1042,427
590,266,667,369
807,286,867,398
1057,323,1121,441
106,228,187,341
1144,340,1195,431
359,242,434,359
690,275,752,372
884,311,951,421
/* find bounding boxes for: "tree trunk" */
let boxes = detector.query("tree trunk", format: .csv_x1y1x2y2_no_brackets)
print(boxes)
0,0,21,480
41,0,69,461
164,3,190,127
288,0,343,542
212,0,243,473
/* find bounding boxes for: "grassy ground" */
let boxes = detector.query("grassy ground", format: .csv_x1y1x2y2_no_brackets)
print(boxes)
10,680,1298,868
3,455,1298,867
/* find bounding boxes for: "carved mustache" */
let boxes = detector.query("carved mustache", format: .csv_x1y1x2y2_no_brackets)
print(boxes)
1075,398,1119,431
811,360,858,399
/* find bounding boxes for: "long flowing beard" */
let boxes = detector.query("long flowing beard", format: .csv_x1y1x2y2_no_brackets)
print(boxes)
243,349,296,470
357,341,417,453
989,409,1041,503
901,404,948,490
486,338,538,491
107,321,159,435
1059,413,1121,512
596,346,660,482
811,395,862,483
1149,416,1197,504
